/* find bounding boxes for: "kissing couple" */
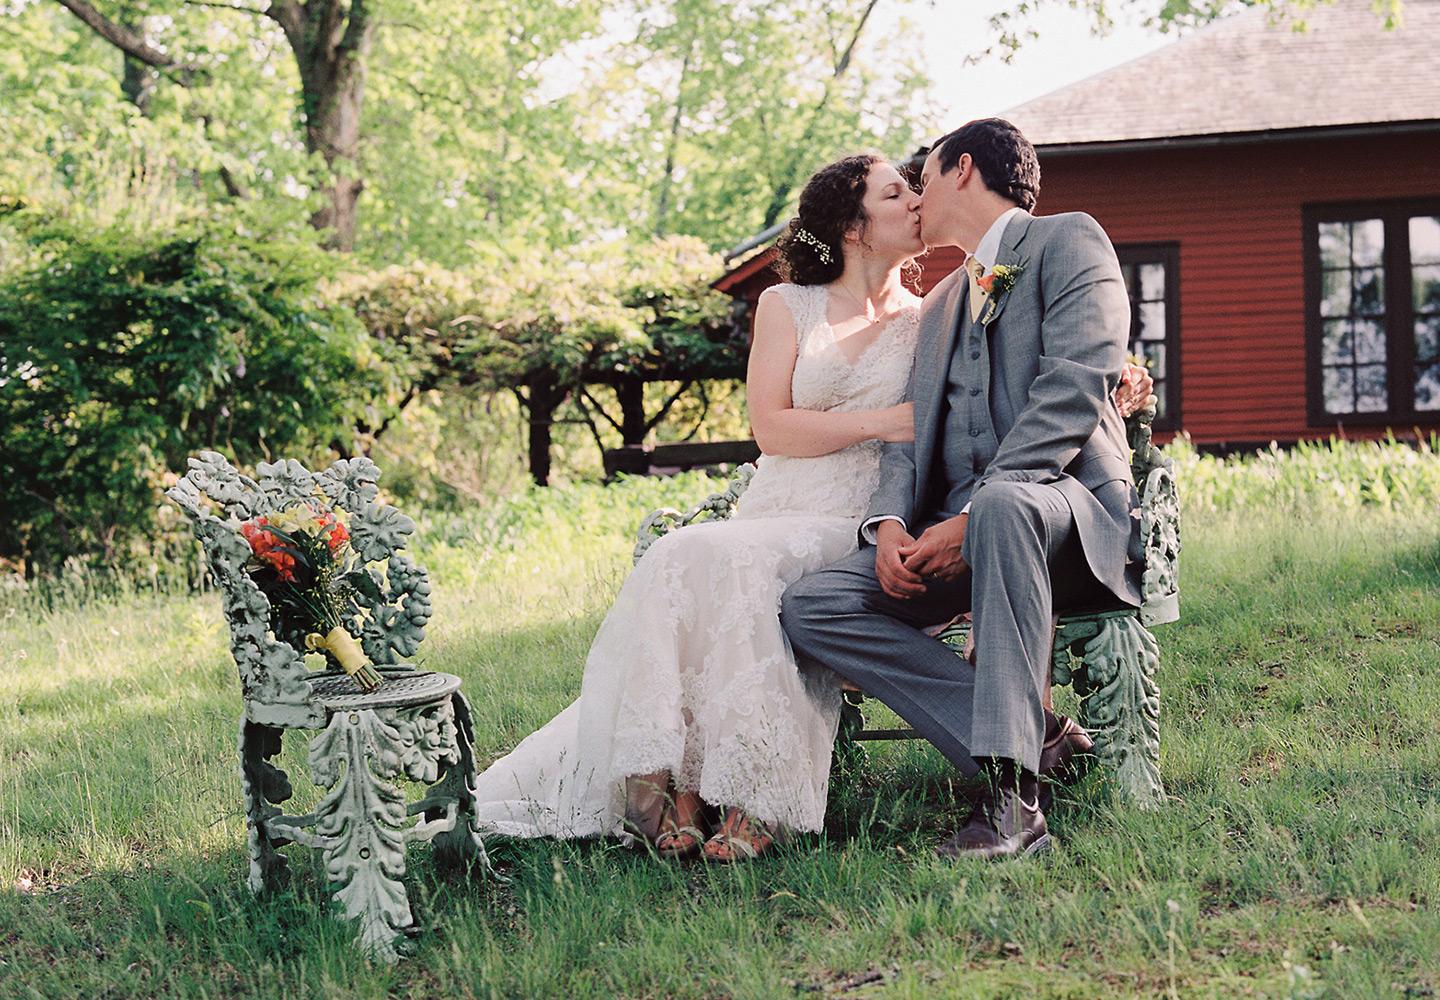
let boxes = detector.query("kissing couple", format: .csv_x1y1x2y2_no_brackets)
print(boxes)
472,117,1150,862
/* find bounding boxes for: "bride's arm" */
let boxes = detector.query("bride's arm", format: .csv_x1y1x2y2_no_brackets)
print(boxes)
746,288,914,458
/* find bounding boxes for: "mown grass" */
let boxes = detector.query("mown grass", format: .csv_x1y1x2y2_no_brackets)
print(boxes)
2,446,1439,998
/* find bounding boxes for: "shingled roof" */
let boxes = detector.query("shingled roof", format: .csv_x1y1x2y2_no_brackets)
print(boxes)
1002,0,1440,148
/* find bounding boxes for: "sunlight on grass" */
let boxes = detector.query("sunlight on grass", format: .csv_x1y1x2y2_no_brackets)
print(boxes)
2,446,1439,997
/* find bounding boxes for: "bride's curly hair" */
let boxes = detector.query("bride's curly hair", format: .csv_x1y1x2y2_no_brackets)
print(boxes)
775,153,884,286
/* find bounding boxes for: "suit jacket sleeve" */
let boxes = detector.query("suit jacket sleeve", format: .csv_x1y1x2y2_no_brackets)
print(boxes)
861,364,921,539
976,213,1129,491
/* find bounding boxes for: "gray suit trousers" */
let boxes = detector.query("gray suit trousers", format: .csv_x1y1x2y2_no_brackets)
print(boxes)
781,479,1105,776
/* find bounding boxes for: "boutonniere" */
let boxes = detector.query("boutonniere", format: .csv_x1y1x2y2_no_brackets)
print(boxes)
978,261,1025,324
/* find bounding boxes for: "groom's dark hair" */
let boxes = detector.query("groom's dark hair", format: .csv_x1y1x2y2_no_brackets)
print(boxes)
933,118,1039,212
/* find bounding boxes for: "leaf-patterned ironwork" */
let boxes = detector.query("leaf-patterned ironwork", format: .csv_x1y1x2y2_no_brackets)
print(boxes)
166,451,496,962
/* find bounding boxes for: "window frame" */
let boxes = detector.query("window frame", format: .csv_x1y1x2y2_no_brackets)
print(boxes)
1303,198,1440,426
1115,242,1182,432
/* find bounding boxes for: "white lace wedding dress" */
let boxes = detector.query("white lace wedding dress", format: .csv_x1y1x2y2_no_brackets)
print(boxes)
471,283,920,838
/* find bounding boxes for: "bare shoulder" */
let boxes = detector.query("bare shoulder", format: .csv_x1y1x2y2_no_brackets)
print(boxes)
753,283,800,345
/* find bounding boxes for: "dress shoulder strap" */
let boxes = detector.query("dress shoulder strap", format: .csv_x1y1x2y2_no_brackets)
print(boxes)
769,283,829,349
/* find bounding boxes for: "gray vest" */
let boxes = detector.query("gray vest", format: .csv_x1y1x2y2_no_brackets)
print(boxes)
939,309,999,518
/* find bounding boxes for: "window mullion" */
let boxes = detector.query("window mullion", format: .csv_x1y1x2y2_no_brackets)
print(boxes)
1388,213,1416,418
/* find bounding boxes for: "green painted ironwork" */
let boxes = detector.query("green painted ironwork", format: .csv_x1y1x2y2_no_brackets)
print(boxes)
170,452,496,962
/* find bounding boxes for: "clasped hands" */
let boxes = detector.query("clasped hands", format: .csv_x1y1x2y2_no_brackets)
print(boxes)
875,515,968,600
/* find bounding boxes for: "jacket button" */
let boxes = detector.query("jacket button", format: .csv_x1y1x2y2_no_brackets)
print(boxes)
970,428,980,437
970,349,980,360
969,387,980,396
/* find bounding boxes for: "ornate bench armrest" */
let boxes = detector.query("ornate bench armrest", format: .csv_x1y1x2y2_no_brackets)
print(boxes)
632,465,756,564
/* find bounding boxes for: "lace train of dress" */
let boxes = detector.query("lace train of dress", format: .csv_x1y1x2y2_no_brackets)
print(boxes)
470,283,919,839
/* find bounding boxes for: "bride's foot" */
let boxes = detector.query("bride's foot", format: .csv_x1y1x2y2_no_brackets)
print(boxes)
655,790,708,860
702,806,775,863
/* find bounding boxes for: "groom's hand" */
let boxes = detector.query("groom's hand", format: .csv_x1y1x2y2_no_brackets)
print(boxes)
903,513,970,583
876,520,926,600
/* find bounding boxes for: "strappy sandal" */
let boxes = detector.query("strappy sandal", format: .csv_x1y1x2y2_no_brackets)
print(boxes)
654,791,708,860
702,806,776,863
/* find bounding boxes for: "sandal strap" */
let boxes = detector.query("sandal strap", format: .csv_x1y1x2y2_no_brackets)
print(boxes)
703,808,774,861
657,825,706,846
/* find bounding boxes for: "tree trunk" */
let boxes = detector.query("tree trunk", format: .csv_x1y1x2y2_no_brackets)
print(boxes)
759,0,880,231
616,376,648,447
522,371,563,486
653,42,693,238
55,0,371,250
267,0,373,251
118,7,156,115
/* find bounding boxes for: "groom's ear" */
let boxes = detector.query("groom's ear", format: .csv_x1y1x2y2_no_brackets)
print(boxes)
953,153,972,188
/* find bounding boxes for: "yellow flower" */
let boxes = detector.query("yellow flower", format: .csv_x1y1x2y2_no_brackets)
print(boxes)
268,504,325,537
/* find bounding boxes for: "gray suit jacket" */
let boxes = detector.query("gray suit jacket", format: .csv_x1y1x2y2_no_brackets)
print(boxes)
864,210,1142,607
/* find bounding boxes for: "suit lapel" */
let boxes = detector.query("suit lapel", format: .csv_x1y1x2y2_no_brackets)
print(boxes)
978,210,1034,329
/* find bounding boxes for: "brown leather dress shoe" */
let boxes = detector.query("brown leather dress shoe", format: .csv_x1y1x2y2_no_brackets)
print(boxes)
936,771,1051,861
1039,711,1094,779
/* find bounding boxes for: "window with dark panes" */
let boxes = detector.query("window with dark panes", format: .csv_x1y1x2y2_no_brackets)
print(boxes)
1411,215,1440,412
1116,244,1180,430
1305,202,1440,423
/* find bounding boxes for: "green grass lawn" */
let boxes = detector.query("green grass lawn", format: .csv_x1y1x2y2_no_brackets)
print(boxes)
2,456,1439,999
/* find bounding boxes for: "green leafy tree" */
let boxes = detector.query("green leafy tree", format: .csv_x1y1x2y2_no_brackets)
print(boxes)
1,2,315,243
0,220,393,574
575,0,936,247
33,0,604,253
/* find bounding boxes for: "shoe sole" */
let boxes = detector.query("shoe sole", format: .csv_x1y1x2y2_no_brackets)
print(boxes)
1022,833,1053,858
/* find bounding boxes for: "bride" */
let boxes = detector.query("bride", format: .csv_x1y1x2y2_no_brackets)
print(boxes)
471,152,926,861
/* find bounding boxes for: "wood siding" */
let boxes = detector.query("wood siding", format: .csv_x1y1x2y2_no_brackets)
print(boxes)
1036,130,1440,445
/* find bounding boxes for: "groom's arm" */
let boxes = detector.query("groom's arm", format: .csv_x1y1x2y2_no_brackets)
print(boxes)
861,357,924,541
976,213,1128,491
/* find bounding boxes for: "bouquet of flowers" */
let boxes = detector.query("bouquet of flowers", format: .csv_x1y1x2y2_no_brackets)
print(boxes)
239,503,384,693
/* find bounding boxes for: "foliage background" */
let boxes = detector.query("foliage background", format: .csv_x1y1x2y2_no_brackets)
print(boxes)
0,0,948,576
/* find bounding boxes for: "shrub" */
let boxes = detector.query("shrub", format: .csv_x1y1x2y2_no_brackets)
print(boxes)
0,220,395,576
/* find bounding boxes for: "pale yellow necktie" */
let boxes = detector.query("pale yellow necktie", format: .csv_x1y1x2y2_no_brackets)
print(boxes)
966,255,988,323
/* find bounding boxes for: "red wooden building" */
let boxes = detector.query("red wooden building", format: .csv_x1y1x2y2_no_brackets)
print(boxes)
715,0,1440,448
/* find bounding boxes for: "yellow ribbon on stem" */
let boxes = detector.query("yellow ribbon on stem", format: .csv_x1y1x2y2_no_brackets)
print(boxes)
306,626,383,693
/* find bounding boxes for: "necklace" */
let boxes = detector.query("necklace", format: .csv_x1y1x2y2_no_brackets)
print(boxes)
833,281,897,324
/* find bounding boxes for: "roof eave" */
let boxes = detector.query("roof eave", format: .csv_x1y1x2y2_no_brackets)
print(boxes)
1032,118,1440,157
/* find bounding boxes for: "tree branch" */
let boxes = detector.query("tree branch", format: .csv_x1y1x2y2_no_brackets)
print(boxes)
339,0,370,54
643,380,695,436
54,0,188,72
570,391,612,455
834,0,881,77
576,385,625,435
183,0,267,13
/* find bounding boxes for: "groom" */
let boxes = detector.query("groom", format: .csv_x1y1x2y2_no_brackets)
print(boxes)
781,118,1141,860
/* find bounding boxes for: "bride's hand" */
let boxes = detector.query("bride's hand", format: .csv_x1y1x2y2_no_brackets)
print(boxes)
875,402,915,443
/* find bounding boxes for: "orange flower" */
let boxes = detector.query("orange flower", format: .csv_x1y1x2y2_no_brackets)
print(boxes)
240,516,298,581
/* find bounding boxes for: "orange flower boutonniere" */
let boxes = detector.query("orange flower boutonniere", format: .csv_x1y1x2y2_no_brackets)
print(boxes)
979,262,1025,324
